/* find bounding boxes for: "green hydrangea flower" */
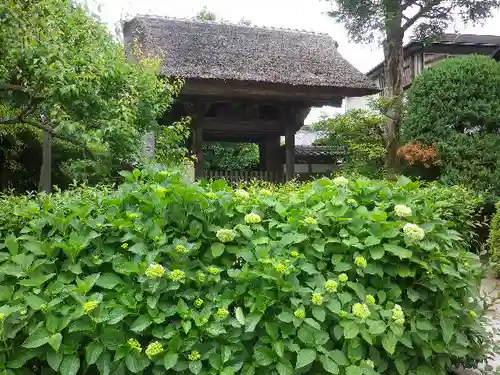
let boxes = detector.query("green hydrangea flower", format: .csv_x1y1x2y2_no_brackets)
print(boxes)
290,251,300,258
274,263,286,274
339,311,348,318
215,308,229,320
355,256,367,269
195,271,205,283
294,309,305,320
127,338,142,353
121,243,129,249
234,189,250,199
208,266,220,275
304,217,318,225
311,293,323,306
188,351,201,361
145,342,163,359
168,269,185,282
83,301,99,314
392,304,405,325
403,223,425,241
347,198,357,206
216,228,236,243
339,273,348,283
325,280,338,293
195,298,204,308
205,192,217,199
244,213,262,224
352,303,370,319
364,360,375,369
469,310,478,318
260,189,272,196
0,313,6,321
333,176,349,186
394,204,412,217
175,244,188,253
366,295,376,305
145,263,165,279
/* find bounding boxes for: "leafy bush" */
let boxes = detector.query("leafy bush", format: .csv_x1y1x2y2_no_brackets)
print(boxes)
403,55,500,195
488,203,500,276
312,110,386,178
0,171,488,375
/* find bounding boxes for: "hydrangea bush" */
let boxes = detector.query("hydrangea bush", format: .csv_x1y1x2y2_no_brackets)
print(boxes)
0,170,488,375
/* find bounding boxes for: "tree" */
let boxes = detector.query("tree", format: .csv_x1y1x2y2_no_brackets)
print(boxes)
0,0,181,191
325,0,500,172
312,110,386,176
403,55,500,195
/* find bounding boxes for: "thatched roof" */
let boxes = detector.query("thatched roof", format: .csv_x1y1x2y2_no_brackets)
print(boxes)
123,16,377,93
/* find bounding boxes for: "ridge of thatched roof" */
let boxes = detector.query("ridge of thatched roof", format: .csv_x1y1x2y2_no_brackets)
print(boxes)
123,16,377,93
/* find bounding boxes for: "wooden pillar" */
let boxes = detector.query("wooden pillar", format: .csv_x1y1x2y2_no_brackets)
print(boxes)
285,127,295,181
185,101,207,179
39,131,52,193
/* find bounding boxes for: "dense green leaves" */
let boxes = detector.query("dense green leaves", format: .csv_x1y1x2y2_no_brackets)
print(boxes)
0,169,488,375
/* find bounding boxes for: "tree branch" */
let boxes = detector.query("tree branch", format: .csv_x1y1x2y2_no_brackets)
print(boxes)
402,0,441,31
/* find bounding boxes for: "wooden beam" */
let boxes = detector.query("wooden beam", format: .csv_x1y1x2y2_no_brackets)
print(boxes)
38,131,52,192
285,126,295,181
185,101,207,178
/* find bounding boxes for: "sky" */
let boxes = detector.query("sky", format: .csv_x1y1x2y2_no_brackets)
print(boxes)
91,0,500,123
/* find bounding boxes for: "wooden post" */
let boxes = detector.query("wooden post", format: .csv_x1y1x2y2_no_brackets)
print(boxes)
39,131,52,192
185,101,207,179
285,127,295,181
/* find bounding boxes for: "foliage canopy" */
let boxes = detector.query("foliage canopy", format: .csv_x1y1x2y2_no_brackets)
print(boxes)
0,170,490,375
0,0,181,189
403,55,500,195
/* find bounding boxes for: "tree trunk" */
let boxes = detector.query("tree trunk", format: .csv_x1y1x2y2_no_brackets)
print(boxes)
39,130,52,192
383,0,404,173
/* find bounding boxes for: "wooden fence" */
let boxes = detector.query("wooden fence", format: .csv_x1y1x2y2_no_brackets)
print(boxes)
205,170,284,183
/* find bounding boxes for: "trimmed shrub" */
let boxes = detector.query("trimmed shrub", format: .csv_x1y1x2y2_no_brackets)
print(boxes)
0,170,489,375
403,55,500,195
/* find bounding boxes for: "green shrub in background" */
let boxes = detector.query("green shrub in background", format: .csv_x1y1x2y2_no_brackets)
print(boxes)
403,55,500,196
0,171,490,375
488,203,500,276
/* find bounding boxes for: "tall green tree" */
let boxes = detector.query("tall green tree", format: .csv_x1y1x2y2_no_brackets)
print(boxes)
0,0,181,191
325,0,500,172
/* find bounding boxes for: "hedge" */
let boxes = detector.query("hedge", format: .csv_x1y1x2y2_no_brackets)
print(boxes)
489,203,500,276
0,170,489,375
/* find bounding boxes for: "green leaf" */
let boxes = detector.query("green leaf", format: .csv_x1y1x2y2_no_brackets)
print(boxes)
276,362,293,375
254,347,274,366
395,358,407,375
440,317,454,344
245,312,263,332
305,318,321,330
164,353,178,370
60,355,80,375
277,311,293,323
25,294,45,310
367,320,386,335
416,319,434,331
7,350,39,369
100,328,125,350
208,353,223,370
383,244,412,259
326,298,341,314
347,282,365,299
95,273,122,289
369,246,385,260
364,236,380,247
296,348,316,369
189,361,202,374
47,350,63,371
382,331,398,354
235,307,245,324
130,314,152,333
48,333,62,351
96,351,112,375
329,350,349,366
280,233,308,247
5,235,18,255
312,307,325,322
273,341,285,358
343,322,360,339
86,342,104,365
125,352,150,373
22,327,51,348
23,240,45,255
345,365,362,375
319,355,339,374
211,243,225,257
